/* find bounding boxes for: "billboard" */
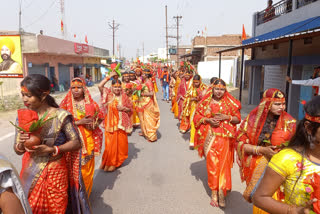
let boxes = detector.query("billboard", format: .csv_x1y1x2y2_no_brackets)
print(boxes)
0,35,23,78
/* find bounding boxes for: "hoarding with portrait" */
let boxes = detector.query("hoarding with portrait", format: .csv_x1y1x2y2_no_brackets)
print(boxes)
0,35,23,78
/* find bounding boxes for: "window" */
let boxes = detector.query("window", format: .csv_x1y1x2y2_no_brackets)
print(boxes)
273,44,279,49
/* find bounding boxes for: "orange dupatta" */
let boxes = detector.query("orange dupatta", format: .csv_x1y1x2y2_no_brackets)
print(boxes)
60,78,104,157
235,88,296,185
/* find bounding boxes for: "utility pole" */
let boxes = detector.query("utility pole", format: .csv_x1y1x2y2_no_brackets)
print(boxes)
108,20,120,57
19,0,22,33
142,42,145,63
173,16,182,68
165,5,169,63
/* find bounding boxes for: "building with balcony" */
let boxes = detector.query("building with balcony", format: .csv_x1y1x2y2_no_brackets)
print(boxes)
218,0,320,119
0,31,109,96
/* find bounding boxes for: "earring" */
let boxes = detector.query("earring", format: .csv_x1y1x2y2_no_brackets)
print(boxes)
308,134,313,144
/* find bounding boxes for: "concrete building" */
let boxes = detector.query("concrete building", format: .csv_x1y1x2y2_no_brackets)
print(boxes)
219,0,320,119
0,31,109,96
184,35,250,86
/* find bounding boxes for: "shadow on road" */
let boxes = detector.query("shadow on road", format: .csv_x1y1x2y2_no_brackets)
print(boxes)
121,142,141,167
90,169,118,214
89,143,140,213
156,130,162,140
190,160,252,213
224,191,252,213
189,159,211,197
181,131,190,142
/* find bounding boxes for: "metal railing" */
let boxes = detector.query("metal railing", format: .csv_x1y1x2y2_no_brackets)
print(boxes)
257,0,293,25
296,0,318,8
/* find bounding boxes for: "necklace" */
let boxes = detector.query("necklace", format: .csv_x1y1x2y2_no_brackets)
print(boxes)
38,107,54,119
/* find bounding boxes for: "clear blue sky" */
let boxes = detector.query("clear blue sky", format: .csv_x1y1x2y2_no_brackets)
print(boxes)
3,0,268,58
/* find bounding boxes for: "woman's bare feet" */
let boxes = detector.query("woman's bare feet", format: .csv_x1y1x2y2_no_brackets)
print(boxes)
107,166,116,172
218,190,226,208
210,190,219,207
103,165,109,171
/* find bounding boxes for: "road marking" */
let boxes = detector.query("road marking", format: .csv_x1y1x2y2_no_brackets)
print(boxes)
0,132,15,142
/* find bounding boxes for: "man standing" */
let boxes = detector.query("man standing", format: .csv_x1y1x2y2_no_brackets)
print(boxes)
286,66,320,96
0,38,22,73
160,65,170,102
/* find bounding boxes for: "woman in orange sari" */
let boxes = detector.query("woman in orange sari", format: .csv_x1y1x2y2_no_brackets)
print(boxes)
136,69,160,142
171,70,181,118
169,69,176,104
179,74,207,135
99,72,133,172
15,74,90,214
193,79,241,208
60,77,103,197
235,88,296,214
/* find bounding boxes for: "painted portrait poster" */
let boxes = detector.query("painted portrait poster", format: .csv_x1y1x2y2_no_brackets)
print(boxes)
0,35,23,78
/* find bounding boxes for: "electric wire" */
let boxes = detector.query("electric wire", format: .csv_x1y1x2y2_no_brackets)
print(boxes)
24,0,58,29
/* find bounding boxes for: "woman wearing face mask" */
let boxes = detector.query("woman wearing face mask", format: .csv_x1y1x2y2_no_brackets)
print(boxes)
253,96,320,214
60,77,103,197
99,72,133,172
15,74,91,213
135,69,160,142
193,79,241,208
236,88,296,214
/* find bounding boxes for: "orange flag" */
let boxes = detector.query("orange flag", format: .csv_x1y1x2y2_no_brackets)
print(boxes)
85,35,88,44
242,24,247,43
61,20,64,32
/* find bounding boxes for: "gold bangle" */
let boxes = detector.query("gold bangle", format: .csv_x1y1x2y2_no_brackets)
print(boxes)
255,146,260,155
15,143,25,153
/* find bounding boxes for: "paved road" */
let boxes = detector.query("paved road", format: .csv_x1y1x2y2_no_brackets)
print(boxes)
90,90,252,214
0,85,253,214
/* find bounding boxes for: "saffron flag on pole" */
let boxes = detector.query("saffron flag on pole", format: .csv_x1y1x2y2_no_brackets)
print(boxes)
61,20,64,32
241,24,247,43
85,35,88,44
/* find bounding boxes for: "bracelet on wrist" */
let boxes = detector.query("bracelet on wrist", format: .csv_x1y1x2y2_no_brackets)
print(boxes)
15,143,25,153
52,146,60,157
254,146,261,155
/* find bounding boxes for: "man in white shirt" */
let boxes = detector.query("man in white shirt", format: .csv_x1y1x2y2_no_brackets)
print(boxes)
286,66,320,96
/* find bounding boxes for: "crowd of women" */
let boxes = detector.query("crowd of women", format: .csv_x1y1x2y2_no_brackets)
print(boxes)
9,63,160,213
2,60,320,214
166,62,320,214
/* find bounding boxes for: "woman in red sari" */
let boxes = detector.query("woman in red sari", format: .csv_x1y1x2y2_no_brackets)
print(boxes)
193,79,241,208
60,78,103,197
14,74,91,214
235,88,296,214
99,72,133,172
